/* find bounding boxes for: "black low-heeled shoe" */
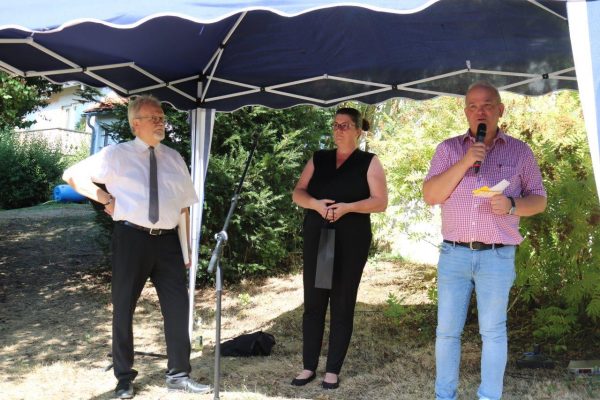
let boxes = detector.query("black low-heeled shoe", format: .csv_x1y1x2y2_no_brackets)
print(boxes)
321,377,340,390
291,372,316,386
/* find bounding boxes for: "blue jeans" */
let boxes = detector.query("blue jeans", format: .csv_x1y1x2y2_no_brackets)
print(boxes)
435,242,516,400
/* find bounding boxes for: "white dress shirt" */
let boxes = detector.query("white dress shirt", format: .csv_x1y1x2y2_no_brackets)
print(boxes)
64,137,198,229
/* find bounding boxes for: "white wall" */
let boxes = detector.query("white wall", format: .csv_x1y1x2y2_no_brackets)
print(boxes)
24,85,89,132
17,85,120,155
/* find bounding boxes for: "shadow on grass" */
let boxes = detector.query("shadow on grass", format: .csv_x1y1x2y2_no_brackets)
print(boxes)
1,205,598,399
0,206,113,374
191,300,438,399
191,299,598,400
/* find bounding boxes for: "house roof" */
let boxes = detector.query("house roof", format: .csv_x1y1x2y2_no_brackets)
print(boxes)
84,93,125,113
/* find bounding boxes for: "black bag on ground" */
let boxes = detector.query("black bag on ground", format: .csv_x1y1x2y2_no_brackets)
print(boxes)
315,210,335,289
220,331,276,357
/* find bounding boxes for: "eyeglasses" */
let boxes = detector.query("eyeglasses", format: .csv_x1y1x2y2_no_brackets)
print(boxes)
332,122,355,131
135,115,167,124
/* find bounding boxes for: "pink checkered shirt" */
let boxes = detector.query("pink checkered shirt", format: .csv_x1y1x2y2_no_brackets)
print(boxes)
425,130,546,245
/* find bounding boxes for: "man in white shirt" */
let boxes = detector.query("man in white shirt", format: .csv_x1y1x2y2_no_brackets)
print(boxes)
63,95,210,399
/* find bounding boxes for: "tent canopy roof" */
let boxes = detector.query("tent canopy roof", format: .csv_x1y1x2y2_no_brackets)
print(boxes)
0,0,577,111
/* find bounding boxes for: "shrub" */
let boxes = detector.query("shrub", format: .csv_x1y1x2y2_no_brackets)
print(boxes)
198,106,331,281
0,131,66,209
0,72,60,131
507,92,600,348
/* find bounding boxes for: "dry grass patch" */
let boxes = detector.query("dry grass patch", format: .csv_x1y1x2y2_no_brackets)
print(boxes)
1,204,598,399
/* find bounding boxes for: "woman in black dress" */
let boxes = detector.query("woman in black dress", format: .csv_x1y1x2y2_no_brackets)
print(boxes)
291,108,388,389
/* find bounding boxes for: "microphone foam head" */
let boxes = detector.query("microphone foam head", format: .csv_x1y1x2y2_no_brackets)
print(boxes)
476,123,486,141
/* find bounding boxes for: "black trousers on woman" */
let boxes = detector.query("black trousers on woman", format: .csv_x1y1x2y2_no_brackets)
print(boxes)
111,222,191,382
302,213,371,375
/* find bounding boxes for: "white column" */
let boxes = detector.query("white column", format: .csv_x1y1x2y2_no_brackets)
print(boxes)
187,106,215,341
567,1,600,200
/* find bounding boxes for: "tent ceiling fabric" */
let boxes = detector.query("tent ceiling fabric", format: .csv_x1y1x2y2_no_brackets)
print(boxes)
0,0,577,111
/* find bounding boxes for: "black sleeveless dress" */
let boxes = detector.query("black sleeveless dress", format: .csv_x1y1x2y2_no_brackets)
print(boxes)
301,148,375,374
304,148,374,276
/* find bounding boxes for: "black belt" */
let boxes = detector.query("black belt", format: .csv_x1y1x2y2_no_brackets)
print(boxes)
443,240,505,251
118,220,177,236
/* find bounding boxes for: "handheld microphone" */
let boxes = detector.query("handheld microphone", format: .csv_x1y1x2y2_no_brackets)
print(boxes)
473,123,486,174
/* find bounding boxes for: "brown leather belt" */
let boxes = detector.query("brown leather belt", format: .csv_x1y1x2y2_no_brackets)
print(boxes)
118,220,177,236
443,240,505,251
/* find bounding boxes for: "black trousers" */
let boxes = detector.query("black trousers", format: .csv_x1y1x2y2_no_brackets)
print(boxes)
111,223,191,381
302,216,371,374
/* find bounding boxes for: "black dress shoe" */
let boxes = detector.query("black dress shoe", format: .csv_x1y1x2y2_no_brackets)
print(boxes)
321,377,340,390
291,372,316,386
114,380,134,399
166,376,212,393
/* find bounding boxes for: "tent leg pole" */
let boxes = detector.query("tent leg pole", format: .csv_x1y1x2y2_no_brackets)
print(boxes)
213,264,223,400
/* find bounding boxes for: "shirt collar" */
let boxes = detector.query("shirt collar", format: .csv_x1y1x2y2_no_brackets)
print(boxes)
133,136,162,152
461,128,508,144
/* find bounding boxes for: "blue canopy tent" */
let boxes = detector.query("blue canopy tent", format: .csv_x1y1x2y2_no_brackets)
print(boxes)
1,0,599,354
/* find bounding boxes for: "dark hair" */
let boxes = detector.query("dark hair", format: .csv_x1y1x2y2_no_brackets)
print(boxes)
336,107,370,131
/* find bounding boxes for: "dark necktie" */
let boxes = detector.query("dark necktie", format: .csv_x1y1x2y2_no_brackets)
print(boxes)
149,146,159,223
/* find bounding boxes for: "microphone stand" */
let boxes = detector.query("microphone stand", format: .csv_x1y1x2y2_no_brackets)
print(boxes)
205,132,260,400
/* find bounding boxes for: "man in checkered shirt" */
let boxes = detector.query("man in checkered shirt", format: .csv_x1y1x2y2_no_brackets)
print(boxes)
423,81,547,400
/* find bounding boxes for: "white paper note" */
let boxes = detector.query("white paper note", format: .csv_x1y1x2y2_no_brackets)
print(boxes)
472,179,510,197
178,213,189,265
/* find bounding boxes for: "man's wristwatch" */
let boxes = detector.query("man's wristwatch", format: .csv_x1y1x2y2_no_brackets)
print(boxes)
507,196,516,215
102,194,113,206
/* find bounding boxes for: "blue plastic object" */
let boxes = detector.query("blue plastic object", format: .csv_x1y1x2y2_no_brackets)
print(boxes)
53,184,86,203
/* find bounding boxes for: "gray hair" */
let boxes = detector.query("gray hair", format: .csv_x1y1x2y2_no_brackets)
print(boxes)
465,81,502,105
127,94,162,128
